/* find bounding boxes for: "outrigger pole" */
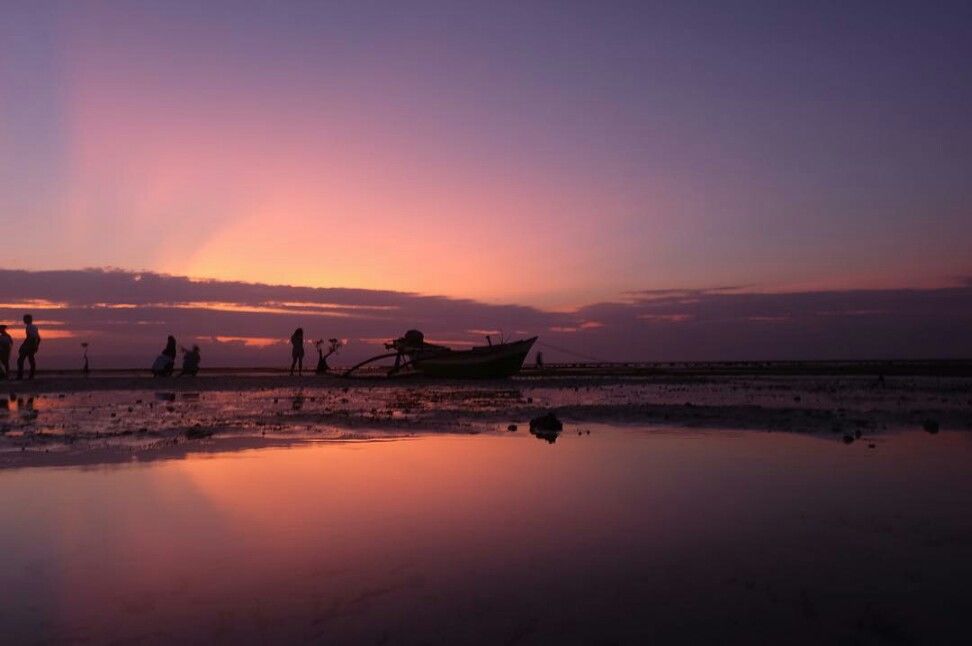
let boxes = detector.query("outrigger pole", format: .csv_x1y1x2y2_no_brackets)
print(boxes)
341,351,415,378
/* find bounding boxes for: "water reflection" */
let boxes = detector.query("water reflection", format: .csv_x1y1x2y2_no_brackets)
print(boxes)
529,428,560,443
0,428,970,643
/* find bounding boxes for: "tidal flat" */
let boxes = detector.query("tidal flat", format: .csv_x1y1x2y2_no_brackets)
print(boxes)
1,370,970,465
0,371,970,643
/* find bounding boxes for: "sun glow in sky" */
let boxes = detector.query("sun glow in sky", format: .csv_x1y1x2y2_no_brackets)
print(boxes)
1,1,971,310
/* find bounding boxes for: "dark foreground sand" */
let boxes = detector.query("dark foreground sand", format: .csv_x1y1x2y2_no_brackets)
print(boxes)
2,364,970,467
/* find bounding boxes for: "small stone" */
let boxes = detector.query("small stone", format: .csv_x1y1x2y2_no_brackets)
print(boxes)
507,424,517,432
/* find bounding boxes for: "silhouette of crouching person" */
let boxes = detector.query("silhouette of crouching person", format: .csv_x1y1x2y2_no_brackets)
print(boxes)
178,345,201,377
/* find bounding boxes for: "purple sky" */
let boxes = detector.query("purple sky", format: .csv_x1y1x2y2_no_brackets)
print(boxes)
1,2,971,363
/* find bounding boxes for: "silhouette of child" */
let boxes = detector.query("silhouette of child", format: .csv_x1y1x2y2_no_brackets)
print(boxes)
179,345,201,377
315,338,341,374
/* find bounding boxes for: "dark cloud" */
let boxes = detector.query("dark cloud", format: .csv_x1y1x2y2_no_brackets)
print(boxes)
1,268,970,367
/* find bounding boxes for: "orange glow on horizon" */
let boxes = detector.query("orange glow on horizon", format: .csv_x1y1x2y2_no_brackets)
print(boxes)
211,336,280,347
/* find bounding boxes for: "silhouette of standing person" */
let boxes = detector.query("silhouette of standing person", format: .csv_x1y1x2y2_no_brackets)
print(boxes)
0,324,12,379
290,328,305,376
17,314,40,380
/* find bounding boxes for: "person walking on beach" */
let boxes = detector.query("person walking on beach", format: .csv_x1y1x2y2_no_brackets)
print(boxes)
290,327,305,376
0,324,12,379
17,314,40,380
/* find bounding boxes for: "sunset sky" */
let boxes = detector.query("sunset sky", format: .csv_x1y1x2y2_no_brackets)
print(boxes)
1,2,971,364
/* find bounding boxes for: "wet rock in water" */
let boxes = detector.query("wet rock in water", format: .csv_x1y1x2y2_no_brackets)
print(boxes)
507,424,517,432
529,412,563,444
842,434,854,444
530,412,563,432
922,419,940,434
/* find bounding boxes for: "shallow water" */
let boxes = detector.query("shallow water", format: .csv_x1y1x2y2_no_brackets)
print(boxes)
1,426,970,643
3,375,970,462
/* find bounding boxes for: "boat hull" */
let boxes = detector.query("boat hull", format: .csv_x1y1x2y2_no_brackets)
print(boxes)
410,337,537,378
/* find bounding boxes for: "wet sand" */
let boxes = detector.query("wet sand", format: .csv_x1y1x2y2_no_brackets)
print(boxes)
2,368,970,467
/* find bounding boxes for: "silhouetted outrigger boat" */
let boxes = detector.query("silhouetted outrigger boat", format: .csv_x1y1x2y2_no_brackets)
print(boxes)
343,330,537,379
